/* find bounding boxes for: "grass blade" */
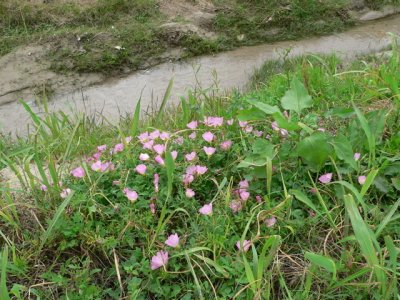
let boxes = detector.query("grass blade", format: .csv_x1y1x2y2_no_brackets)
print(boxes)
156,78,174,124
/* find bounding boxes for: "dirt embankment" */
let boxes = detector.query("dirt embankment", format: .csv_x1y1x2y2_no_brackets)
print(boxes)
0,0,399,108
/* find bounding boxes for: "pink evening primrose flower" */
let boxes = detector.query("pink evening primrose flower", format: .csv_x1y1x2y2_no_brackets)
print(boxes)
239,180,249,189
188,132,197,139
203,146,216,156
138,132,150,142
155,155,165,166
92,152,101,160
204,116,224,127
151,251,169,270
97,145,107,152
239,121,248,128
139,153,150,161
174,136,184,145
165,234,180,248
244,125,253,133
358,176,366,185
271,121,280,131
154,174,159,193
60,188,72,199
185,188,195,198
183,174,194,185
256,195,262,203
153,144,165,155
230,200,243,213
187,121,198,130
319,173,333,184
149,130,160,140
227,119,234,125
142,140,154,150
185,152,197,162
202,132,214,143
253,130,263,137
100,162,114,172
135,164,147,175
236,240,251,252
114,143,124,153
91,160,102,172
40,184,48,192
171,150,178,160
196,165,208,175
240,191,250,201
265,216,277,227
160,132,170,141
199,203,213,215
150,203,156,214
354,152,361,161
125,136,133,143
71,167,85,178
220,140,232,151
124,188,138,201
280,129,288,137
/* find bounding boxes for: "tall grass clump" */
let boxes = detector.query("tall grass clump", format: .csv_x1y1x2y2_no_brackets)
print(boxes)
0,47,399,298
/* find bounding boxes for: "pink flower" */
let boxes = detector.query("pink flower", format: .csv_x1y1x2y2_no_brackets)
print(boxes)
203,146,216,156
160,132,170,141
154,174,159,192
240,191,250,201
280,129,288,137
151,251,169,270
100,162,114,172
204,116,224,127
155,155,165,166
185,152,197,162
92,152,101,160
202,132,214,143
265,216,277,228
171,150,178,160
174,136,184,145
135,164,147,175
185,188,195,198
60,188,72,199
354,152,361,161
123,188,138,201
220,140,232,151
183,174,194,185
236,240,251,252
153,144,165,155
230,200,243,213
97,145,107,152
139,153,150,161
256,195,262,203
186,166,198,175
239,121,248,128
319,173,333,184
114,143,124,153
165,234,180,248
40,184,48,191
239,180,249,189
199,203,213,215
150,203,156,214
188,132,197,139
149,130,160,140
71,167,85,178
358,176,366,185
142,140,154,150
253,130,263,137
271,121,280,131
196,165,208,175
187,121,198,130
138,132,150,142
113,180,120,186
91,160,102,171
125,136,133,143
244,126,253,133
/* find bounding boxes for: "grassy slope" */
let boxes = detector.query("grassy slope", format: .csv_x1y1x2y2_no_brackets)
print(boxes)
0,47,399,298
1,0,398,74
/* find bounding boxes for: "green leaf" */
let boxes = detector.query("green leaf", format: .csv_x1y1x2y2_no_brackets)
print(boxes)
165,151,175,198
391,177,400,191
281,77,313,114
296,133,333,170
156,78,174,124
237,107,266,121
130,98,141,137
247,99,281,115
252,140,275,159
332,135,357,169
304,252,337,281
0,246,11,300
291,189,321,215
272,112,301,131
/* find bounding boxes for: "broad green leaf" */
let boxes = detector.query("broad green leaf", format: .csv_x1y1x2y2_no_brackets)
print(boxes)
252,140,275,159
237,107,266,121
290,189,321,215
272,112,301,131
281,77,313,114
353,104,375,166
324,107,355,118
296,133,333,170
305,252,337,281
391,177,400,191
247,99,281,115
332,135,357,169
